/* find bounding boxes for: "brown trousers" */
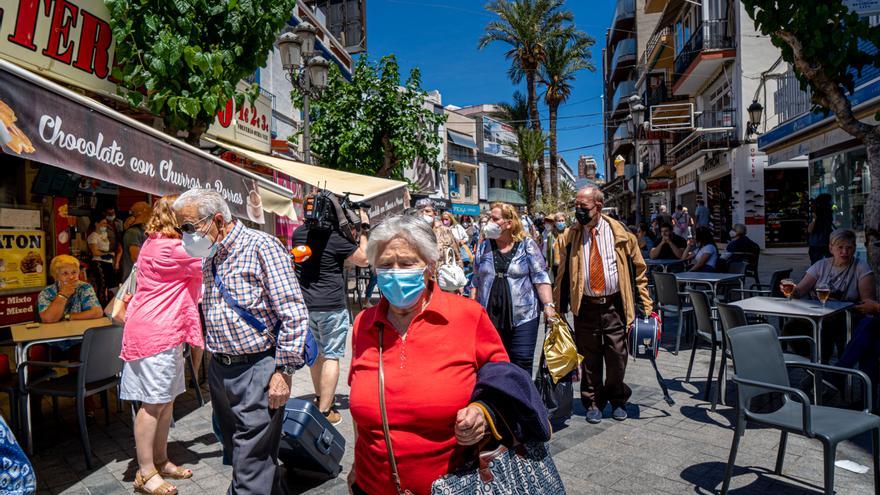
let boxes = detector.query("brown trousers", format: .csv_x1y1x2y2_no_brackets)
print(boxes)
573,293,632,410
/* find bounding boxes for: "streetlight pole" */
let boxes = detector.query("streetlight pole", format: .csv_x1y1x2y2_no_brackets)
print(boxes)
628,94,646,225
277,23,329,165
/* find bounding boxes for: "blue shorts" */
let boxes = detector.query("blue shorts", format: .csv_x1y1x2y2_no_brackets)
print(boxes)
308,309,351,360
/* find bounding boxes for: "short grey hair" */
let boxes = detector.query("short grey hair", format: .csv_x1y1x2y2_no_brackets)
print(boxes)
830,228,857,246
733,223,747,236
578,186,604,203
366,214,439,267
173,188,232,222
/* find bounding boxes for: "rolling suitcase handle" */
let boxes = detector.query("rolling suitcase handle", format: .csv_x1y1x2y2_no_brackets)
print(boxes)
316,428,335,455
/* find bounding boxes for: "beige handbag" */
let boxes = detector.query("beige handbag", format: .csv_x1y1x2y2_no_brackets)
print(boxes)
104,265,137,324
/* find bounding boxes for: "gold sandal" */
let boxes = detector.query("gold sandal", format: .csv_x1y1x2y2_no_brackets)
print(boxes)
134,469,177,495
154,458,193,480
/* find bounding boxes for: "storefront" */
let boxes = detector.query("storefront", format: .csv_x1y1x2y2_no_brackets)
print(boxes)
764,165,809,246
810,144,871,234
0,60,294,325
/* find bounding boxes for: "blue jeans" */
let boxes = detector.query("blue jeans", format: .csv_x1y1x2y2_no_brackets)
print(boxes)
501,317,540,375
838,316,880,386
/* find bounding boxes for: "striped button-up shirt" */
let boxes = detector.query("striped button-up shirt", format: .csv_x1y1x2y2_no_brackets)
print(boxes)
582,218,620,297
202,221,308,367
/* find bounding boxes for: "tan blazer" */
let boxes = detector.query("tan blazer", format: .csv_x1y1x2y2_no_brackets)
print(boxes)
553,215,653,326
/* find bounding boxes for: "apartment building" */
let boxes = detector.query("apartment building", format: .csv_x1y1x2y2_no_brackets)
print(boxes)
444,107,482,216
457,105,525,208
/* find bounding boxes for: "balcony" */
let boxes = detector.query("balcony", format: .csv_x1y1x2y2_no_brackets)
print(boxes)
608,0,636,47
609,38,637,83
672,19,737,96
447,146,478,165
669,109,738,164
611,80,637,115
645,0,670,14
611,123,634,156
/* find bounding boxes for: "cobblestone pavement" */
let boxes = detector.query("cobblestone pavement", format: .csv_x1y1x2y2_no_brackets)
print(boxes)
18,250,879,494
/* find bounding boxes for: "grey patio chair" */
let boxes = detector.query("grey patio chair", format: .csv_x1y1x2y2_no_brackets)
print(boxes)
685,290,722,402
653,271,693,355
18,324,123,468
729,268,792,301
715,303,816,411
716,261,748,303
721,324,880,495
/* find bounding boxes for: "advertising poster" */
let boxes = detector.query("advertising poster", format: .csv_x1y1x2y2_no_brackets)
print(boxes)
0,230,46,290
482,117,517,158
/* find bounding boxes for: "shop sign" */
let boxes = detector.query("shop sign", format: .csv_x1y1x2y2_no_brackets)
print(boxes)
0,290,39,325
451,203,480,216
482,116,516,158
0,66,264,223
366,187,408,222
206,81,272,153
0,230,46,291
0,0,117,98
845,0,880,15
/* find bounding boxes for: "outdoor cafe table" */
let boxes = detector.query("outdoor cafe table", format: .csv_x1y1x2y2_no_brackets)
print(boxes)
729,297,853,363
645,258,684,272
674,272,744,298
11,317,112,452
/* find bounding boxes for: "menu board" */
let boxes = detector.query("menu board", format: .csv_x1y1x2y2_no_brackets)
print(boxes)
0,230,46,290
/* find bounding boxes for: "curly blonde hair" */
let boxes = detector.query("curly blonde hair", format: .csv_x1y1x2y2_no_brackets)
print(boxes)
146,195,181,238
490,202,527,242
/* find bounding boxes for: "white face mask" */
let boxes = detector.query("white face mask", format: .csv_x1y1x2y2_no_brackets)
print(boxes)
483,222,502,240
182,231,217,258
422,214,434,225
730,230,737,238
98,227,108,235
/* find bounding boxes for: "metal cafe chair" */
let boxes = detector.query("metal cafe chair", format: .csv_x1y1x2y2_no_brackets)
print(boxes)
653,271,693,355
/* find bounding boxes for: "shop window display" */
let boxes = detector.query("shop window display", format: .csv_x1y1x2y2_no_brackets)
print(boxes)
764,168,809,247
810,147,871,254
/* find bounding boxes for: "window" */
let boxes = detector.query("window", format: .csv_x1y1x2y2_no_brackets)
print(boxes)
463,175,472,199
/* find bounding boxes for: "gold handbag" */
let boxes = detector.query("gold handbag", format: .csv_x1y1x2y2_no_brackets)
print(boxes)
543,316,583,384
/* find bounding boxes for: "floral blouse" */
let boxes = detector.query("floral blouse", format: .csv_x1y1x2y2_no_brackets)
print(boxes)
471,237,550,327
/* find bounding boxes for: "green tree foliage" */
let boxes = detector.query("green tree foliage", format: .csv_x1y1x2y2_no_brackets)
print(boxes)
540,33,595,197
742,0,880,281
295,55,446,181
507,127,546,210
105,0,297,142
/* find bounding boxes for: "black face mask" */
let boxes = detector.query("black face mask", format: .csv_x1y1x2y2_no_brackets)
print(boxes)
575,207,593,225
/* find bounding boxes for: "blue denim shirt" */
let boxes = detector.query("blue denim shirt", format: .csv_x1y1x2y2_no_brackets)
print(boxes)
472,237,551,327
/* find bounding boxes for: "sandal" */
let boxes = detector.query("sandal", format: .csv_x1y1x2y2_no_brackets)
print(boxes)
134,469,177,495
154,458,193,480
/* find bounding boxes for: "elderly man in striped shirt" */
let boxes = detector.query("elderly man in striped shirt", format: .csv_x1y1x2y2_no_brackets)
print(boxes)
554,186,653,425
173,189,308,495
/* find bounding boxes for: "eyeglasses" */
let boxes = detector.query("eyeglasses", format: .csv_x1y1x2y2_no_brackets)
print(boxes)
174,214,212,236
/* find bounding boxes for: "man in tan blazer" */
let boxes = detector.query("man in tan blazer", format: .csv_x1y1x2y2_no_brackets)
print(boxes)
554,186,653,424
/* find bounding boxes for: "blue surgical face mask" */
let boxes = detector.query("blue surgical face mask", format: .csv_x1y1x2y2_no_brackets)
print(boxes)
555,222,566,231
376,267,426,309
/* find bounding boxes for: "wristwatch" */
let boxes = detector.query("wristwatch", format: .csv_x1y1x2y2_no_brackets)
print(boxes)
63,313,71,321
544,302,556,308
276,364,295,376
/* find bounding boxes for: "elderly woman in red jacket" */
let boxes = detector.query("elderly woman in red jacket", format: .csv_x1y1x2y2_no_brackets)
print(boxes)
347,214,509,495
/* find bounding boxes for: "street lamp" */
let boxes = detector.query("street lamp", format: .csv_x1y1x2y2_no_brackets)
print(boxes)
746,99,764,139
628,94,646,224
277,22,330,164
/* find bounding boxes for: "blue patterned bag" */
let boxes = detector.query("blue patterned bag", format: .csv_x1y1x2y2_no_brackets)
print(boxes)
0,414,36,495
429,440,566,495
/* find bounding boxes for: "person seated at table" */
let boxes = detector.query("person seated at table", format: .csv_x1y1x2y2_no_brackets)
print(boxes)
783,228,876,362
836,308,880,392
38,255,103,324
726,223,760,261
649,223,686,260
637,222,656,255
681,227,718,272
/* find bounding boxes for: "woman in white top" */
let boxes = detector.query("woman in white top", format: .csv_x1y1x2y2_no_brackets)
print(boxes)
785,228,876,362
682,226,718,272
87,218,116,305
673,204,692,238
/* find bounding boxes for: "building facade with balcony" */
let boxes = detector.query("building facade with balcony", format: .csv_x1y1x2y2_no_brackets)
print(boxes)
457,104,524,208
444,107,482,216
630,0,795,247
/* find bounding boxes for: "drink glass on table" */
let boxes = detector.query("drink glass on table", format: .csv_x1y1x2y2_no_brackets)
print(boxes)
781,279,796,301
816,284,831,307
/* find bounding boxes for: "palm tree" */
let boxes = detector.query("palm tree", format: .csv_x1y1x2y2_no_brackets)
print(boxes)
493,90,529,126
540,32,595,197
508,127,546,210
480,0,572,134
481,0,572,202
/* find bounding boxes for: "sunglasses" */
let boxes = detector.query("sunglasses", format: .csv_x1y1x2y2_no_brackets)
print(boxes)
174,214,212,236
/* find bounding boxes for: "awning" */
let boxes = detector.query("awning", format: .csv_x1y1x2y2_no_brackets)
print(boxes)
448,130,477,149
487,188,526,206
0,60,293,224
205,138,410,222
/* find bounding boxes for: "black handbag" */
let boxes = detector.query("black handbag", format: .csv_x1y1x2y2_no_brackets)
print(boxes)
534,358,574,426
376,324,566,495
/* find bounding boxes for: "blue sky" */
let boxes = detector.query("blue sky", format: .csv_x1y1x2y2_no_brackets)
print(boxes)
364,0,615,178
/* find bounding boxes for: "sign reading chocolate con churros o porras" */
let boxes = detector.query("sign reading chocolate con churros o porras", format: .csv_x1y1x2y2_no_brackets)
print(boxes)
0,65,265,224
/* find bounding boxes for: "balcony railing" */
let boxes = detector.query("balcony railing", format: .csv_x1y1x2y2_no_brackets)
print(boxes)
612,0,636,26
612,80,637,112
670,109,738,162
448,147,477,165
673,19,736,83
610,38,637,77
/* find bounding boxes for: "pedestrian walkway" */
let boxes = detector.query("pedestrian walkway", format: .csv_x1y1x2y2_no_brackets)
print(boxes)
25,250,877,494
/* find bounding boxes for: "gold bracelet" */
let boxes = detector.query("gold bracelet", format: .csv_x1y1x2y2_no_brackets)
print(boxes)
57,293,69,301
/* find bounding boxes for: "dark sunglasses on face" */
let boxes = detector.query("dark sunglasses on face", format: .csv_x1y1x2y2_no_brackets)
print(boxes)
174,214,212,236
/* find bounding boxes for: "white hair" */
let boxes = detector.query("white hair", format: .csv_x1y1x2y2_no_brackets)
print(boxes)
577,186,604,203
366,214,439,267
173,188,232,222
